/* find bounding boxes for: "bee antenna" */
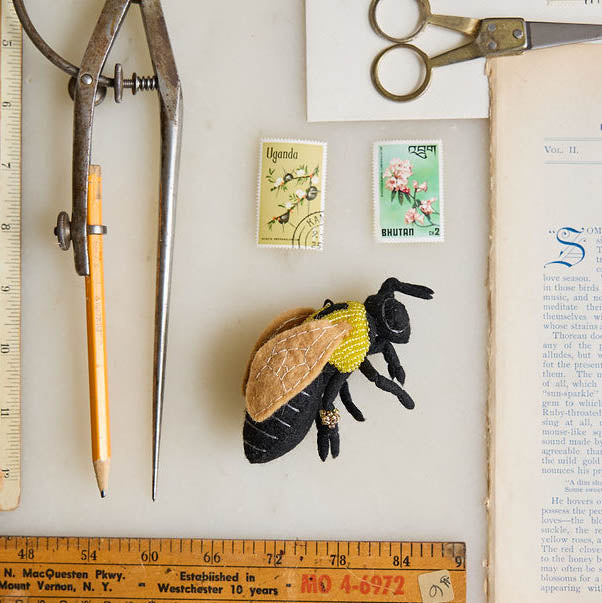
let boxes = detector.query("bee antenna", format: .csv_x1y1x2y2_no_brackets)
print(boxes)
378,278,434,300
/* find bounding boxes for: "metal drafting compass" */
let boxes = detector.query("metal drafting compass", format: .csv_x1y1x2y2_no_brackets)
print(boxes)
13,0,183,499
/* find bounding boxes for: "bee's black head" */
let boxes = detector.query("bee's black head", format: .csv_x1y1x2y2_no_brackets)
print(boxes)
364,278,434,344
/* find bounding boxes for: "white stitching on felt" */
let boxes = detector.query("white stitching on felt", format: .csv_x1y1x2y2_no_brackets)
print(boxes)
254,325,339,383
245,419,278,440
252,312,314,374
258,324,336,368
250,323,348,415
272,349,289,376
244,440,267,453
259,341,338,405
272,342,327,379
272,312,313,336
274,416,291,428
286,403,300,412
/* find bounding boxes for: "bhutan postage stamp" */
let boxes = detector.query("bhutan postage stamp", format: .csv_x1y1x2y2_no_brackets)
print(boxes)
257,139,327,250
373,140,444,243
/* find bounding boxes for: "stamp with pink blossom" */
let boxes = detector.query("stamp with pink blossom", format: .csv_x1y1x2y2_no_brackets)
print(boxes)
373,140,444,243
257,139,327,250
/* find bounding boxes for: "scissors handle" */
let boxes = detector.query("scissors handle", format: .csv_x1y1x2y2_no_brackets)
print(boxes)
369,0,480,43
371,44,431,102
371,18,528,102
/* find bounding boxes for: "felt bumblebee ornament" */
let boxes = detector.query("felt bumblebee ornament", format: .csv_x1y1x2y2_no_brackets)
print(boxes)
242,278,434,463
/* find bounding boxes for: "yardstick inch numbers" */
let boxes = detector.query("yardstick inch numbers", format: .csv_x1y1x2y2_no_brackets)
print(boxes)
0,537,466,603
0,0,22,511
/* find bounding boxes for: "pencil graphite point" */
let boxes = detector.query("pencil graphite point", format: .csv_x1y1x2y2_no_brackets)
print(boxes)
94,459,110,498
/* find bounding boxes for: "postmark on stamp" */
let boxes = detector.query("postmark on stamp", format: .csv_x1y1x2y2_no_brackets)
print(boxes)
373,140,444,243
257,139,327,250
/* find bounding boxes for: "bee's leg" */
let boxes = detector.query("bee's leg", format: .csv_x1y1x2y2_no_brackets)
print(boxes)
381,339,406,385
315,371,347,461
359,358,415,410
315,415,341,461
329,426,340,458
315,414,336,461
339,381,365,422
323,371,348,407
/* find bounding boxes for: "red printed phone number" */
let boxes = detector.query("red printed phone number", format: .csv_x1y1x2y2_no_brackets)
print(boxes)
302,574,405,596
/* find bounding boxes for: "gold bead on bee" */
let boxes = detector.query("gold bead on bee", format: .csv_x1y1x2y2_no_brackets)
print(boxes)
320,408,340,429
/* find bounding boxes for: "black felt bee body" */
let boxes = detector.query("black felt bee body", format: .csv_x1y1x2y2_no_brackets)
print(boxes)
242,278,433,463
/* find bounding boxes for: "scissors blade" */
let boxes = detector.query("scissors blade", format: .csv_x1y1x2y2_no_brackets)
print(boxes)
526,21,602,50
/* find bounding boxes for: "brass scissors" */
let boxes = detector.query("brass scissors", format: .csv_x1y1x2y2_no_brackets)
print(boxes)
369,0,602,101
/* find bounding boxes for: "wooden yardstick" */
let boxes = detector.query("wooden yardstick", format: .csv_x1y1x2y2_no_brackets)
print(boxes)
0,0,22,512
0,537,466,603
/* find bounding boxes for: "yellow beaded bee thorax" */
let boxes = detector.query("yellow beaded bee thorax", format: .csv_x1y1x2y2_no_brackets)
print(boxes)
308,301,370,374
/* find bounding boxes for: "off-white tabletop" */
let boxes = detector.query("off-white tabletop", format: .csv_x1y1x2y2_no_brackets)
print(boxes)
4,2,489,601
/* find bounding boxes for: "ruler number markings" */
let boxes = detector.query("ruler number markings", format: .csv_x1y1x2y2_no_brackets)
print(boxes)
0,0,22,511
0,538,467,602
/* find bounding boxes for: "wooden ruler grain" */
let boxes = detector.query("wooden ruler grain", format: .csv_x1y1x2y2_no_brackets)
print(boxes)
0,537,466,603
0,0,22,512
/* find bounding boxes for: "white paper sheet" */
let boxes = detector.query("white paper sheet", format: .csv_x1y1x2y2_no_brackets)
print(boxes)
306,0,602,122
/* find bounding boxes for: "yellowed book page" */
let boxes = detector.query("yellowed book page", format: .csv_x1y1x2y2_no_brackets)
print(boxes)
489,44,602,602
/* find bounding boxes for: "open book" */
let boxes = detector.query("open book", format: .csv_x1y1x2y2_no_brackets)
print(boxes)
489,45,602,602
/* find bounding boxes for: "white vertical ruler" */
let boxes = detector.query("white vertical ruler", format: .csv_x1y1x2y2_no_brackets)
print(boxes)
0,0,21,511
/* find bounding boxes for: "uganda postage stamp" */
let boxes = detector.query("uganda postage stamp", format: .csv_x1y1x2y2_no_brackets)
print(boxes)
373,140,444,243
257,139,327,250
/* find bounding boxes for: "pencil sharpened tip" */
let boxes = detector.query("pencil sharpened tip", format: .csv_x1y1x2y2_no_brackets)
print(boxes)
94,459,110,498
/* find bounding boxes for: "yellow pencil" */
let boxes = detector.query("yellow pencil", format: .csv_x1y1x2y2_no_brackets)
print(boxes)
84,165,110,497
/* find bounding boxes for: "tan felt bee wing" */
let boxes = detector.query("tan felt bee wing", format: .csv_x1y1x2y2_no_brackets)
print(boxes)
245,319,352,422
242,307,316,395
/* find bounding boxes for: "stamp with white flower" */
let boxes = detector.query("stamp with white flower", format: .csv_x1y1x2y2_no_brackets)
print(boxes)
257,139,327,250
373,140,444,243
